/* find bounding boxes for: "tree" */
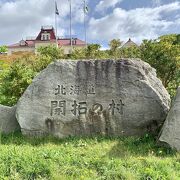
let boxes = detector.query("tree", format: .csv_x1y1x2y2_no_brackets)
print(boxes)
98,50,110,59
109,39,121,59
86,44,101,59
140,34,180,96
118,46,141,58
69,48,86,59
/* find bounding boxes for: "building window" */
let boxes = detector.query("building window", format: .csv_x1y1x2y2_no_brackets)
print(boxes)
41,33,50,41
46,34,50,40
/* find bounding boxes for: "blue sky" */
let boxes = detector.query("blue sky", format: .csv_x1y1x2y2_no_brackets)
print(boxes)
0,0,179,48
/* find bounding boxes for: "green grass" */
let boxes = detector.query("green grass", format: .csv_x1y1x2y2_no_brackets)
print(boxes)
0,132,179,180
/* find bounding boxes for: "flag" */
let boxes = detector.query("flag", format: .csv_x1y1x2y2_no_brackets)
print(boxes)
84,0,88,14
55,1,59,15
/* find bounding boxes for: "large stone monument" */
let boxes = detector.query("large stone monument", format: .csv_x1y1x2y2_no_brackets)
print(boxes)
0,105,20,134
159,87,180,151
16,59,170,138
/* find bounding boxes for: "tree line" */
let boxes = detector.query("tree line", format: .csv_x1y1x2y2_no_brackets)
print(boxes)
0,34,179,105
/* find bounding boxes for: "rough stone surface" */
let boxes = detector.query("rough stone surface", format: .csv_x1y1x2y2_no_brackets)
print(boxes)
0,105,20,133
16,59,170,138
159,87,180,151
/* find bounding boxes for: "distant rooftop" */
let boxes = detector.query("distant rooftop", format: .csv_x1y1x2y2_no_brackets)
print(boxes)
122,38,138,48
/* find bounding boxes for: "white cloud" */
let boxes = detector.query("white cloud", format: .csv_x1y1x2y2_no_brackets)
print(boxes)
0,0,179,46
96,0,122,12
0,0,85,45
88,2,180,44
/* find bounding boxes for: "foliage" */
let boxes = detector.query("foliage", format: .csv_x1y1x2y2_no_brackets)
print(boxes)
86,44,101,59
98,50,110,59
108,39,141,59
118,46,141,58
69,47,86,59
37,45,64,60
0,132,178,180
0,58,37,105
140,34,180,96
0,61,4,70
0,45,7,53
0,46,59,106
177,34,180,44
34,55,53,72
109,39,122,59
109,39,121,51
69,45,110,60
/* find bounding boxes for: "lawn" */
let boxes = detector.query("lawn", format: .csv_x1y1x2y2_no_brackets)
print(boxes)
0,132,179,180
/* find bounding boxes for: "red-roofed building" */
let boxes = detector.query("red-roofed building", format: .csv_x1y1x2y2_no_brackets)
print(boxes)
8,26,86,55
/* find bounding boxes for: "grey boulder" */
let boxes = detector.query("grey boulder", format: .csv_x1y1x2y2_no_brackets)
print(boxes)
16,59,170,138
159,87,180,151
0,105,20,134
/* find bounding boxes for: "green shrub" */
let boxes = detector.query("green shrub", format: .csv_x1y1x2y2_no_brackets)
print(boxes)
0,58,36,105
0,55,56,106
37,45,64,60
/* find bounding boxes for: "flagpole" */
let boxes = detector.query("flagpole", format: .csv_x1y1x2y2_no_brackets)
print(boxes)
55,8,58,47
83,0,87,48
69,0,72,52
55,1,58,47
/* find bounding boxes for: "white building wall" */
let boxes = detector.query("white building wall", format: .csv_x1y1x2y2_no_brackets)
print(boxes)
8,47,35,55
